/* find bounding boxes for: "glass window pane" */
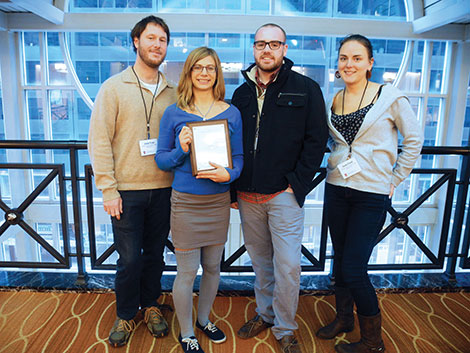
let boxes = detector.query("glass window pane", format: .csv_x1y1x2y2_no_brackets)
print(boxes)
23,33,41,85
47,33,74,86
50,90,90,140
398,41,424,92
462,96,470,146
209,0,242,11
100,61,129,82
277,0,328,14
75,33,99,46
69,32,135,98
429,41,446,93
0,69,4,142
249,0,270,12
26,90,45,139
76,61,100,83
100,33,129,47
337,0,405,18
161,0,204,10
424,97,440,147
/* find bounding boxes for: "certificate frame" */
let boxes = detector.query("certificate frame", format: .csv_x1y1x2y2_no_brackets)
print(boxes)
186,119,233,176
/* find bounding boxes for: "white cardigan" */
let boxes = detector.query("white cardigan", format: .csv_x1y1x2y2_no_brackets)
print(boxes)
326,84,424,195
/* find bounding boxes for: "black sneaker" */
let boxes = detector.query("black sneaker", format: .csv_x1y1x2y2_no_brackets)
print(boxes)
196,320,227,343
178,335,205,352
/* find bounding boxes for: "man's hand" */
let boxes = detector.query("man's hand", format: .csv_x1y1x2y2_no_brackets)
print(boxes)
231,202,239,209
196,162,231,183
103,197,123,220
285,186,294,193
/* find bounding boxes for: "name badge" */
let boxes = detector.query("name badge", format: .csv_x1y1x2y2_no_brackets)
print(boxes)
337,157,361,179
139,139,158,156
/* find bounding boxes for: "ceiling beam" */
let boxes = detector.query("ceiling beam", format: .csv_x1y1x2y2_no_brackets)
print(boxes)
8,0,64,24
413,0,470,33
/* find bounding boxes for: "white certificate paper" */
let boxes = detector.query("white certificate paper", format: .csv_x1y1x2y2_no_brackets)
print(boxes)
192,123,229,171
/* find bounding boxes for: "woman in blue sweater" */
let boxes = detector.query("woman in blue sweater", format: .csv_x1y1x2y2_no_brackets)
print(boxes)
155,47,243,353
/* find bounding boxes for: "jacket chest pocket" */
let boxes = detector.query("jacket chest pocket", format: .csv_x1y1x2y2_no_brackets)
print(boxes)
275,93,306,130
276,93,307,108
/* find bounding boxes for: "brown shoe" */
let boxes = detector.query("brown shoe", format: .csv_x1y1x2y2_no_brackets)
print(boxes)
144,306,169,337
278,335,301,353
237,314,273,339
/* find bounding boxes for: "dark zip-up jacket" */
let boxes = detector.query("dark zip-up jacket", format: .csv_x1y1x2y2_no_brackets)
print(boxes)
231,58,328,207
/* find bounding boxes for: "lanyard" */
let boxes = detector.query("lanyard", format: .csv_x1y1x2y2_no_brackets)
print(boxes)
132,66,160,139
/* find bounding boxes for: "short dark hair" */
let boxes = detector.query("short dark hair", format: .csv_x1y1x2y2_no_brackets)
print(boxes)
339,34,373,60
130,16,170,53
255,23,287,42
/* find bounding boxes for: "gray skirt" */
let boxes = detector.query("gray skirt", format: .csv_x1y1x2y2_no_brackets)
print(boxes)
170,189,230,250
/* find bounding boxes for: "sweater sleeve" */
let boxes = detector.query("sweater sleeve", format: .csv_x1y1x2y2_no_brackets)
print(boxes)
220,107,244,184
286,80,329,206
87,82,121,202
391,97,424,187
155,106,189,171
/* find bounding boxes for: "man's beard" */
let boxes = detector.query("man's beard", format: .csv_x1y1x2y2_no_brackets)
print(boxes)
255,54,283,73
138,46,165,69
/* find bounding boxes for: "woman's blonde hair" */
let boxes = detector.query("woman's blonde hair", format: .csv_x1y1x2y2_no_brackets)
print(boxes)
177,47,225,110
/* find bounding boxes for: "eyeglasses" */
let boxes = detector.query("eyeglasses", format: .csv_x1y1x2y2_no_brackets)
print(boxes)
253,41,285,51
192,65,217,74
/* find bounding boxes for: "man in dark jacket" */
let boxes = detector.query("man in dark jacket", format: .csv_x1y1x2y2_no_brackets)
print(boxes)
231,23,328,353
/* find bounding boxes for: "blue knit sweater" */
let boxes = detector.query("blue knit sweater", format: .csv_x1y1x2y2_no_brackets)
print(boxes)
156,103,244,195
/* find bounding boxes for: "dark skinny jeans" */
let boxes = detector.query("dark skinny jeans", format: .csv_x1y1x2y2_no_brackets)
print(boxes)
325,183,390,316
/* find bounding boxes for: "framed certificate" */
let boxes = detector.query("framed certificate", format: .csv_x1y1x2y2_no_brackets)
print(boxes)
186,119,233,176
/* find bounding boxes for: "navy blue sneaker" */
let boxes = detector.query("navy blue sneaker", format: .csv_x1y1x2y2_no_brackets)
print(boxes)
178,335,205,352
196,320,227,343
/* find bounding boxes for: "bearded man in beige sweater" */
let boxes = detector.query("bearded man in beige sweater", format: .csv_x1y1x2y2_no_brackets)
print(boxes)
88,16,176,347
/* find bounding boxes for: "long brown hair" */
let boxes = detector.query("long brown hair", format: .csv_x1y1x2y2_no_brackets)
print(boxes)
177,47,225,110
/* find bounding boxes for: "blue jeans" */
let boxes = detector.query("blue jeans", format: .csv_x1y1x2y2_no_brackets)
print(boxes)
325,183,390,316
111,188,171,320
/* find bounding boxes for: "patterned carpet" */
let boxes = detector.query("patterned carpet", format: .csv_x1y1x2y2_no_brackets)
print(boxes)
0,290,469,353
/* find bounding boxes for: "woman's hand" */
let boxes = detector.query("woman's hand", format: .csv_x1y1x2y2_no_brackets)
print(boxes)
389,184,395,199
179,126,192,153
196,162,231,183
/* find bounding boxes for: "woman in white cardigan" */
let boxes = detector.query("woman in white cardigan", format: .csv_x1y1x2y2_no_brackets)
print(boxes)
316,34,423,353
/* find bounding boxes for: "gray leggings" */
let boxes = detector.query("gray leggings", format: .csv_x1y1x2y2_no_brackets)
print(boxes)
172,244,225,338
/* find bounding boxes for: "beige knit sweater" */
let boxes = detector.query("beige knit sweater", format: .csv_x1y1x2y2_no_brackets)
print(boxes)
88,67,176,201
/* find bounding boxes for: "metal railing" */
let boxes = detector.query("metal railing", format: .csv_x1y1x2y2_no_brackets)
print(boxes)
0,140,469,285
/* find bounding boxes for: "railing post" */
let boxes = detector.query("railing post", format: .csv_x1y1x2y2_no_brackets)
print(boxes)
70,147,87,285
445,152,470,280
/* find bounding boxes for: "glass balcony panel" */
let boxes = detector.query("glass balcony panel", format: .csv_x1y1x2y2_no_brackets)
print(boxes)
371,226,433,265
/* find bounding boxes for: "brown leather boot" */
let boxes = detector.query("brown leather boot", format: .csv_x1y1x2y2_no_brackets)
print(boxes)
335,311,385,353
316,287,355,339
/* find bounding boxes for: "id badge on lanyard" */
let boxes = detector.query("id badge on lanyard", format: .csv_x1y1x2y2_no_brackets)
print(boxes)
337,147,361,179
139,139,157,156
